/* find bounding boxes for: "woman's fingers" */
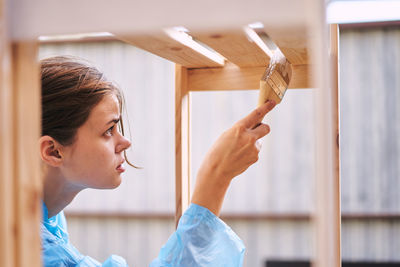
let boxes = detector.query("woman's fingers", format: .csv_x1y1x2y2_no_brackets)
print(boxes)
255,140,262,151
251,123,270,139
238,100,276,129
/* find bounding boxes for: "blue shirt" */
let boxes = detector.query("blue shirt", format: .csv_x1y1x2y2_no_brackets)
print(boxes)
41,202,245,266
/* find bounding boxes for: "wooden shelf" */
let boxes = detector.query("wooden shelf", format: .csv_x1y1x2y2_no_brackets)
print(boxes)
189,29,271,67
3,0,340,266
118,31,224,68
187,63,310,91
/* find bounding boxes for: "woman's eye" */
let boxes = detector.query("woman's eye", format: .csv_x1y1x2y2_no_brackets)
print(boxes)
105,125,115,136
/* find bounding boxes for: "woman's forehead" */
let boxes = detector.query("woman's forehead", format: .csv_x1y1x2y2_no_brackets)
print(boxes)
88,94,120,126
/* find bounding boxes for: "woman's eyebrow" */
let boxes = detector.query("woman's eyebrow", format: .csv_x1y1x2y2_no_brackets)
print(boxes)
106,118,120,125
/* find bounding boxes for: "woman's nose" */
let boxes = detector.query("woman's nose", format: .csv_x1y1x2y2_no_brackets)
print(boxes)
116,135,131,153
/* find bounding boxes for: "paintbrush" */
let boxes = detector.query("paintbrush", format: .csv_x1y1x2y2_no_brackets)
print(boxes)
258,49,292,107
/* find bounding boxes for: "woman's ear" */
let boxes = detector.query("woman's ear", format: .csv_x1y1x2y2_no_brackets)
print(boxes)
38,136,63,167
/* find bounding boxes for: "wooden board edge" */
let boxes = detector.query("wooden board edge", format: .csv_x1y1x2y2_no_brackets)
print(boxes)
187,63,311,92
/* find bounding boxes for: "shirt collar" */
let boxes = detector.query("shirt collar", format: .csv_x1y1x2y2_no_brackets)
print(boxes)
42,201,49,222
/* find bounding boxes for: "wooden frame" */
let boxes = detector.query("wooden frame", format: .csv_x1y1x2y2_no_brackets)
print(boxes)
170,24,340,267
313,23,341,267
0,40,42,267
13,41,42,267
1,1,341,266
172,24,340,267
2,1,42,266
175,65,191,225
118,25,319,225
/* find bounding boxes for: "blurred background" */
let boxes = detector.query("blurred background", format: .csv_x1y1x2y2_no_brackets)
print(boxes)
39,22,400,266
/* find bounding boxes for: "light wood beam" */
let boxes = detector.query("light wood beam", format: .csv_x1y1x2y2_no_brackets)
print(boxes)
12,41,42,267
330,23,341,266
312,20,341,267
187,63,310,91
11,0,309,41
118,32,223,68
0,0,16,265
175,65,191,227
262,26,309,64
190,29,271,67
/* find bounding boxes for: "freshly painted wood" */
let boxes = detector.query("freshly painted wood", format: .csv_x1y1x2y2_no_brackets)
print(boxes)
118,27,310,71
187,63,310,91
12,41,42,267
190,29,271,67
263,26,309,64
175,65,191,226
39,34,117,44
118,33,223,68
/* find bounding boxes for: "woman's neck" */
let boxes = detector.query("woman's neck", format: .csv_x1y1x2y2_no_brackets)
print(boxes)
43,166,83,218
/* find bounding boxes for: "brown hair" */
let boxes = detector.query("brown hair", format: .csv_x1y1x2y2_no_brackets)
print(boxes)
41,56,137,168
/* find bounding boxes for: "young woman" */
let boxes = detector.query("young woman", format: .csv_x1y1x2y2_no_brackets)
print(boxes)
39,56,276,267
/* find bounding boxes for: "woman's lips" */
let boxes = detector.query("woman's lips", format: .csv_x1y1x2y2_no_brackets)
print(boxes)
116,163,125,173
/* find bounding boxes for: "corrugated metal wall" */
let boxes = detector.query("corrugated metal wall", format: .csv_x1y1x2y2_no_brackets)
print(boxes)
39,25,400,267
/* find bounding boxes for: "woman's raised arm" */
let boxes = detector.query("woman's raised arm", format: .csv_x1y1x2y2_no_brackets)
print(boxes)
191,100,276,216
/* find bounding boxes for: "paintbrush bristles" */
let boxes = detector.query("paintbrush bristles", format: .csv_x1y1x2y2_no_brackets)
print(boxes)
258,50,292,106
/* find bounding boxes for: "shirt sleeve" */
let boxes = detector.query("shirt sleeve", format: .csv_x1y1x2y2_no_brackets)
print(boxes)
149,203,245,267
41,219,128,267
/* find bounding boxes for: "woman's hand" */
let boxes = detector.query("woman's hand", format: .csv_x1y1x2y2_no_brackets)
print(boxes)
191,100,276,216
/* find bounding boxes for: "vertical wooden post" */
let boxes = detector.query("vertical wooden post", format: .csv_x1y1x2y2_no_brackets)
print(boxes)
310,15,341,267
0,0,16,266
1,28,42,267
175,64,191,226
330,23,341,266
12,41,42,267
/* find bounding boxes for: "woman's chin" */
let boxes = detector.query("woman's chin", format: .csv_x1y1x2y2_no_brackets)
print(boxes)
110,176,122,189
96,176,122,190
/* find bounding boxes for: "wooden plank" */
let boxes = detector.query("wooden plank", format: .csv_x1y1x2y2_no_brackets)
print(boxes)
310,11,341,266
187,63,310,91
118,32,223,68
330,23,341,267
175,65,191,226
12,41,42,267
262,26,309,64
11,0,308,40
0,0,16,265
190,29,271,67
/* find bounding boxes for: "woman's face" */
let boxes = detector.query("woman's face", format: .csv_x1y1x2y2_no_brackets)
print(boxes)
59,93,131,190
